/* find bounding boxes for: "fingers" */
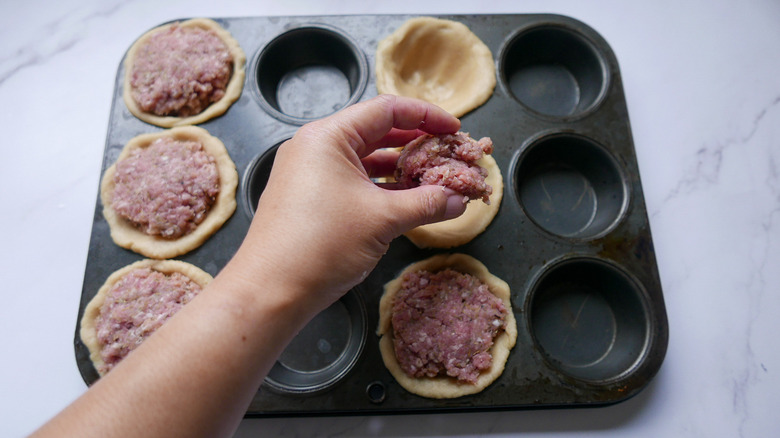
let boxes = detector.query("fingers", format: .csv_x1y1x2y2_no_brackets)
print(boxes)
378,185,467,242
361,149,400,178
375,94,460,138
320,95,460,158
369,128,426,150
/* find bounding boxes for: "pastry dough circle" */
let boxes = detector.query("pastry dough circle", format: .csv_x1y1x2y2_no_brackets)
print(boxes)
101,126,238,259
80,259,213,376
377,253,517,399
123,18,246,127
404,154,503,248
376,17,496,118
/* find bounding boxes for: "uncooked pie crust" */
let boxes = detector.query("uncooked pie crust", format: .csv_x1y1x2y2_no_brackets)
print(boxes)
101,126,238,259
123,18,246,127
377,253,517,399
404,154,503,248
375,17,496,118
80,259,213,376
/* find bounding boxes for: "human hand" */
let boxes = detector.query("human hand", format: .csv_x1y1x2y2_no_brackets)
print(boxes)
29,95,467,438
232,95,467,314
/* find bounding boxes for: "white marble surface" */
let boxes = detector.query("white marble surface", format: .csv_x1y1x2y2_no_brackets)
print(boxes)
1,0,778,436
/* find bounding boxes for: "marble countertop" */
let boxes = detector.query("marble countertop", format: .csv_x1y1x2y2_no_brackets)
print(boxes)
2,0,778,436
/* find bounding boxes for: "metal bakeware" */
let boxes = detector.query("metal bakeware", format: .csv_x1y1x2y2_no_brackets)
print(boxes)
75,13,668,416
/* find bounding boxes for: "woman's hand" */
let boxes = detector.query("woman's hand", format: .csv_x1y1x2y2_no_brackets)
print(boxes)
233,94,467,313
32,95,467,438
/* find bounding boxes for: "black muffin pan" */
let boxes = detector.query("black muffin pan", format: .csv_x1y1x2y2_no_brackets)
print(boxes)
75,14,668,416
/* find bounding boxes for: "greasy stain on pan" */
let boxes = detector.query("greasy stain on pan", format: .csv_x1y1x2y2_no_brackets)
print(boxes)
75,14,668,416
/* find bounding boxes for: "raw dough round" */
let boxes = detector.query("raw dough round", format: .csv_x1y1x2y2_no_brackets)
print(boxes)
80,259,213,376
377,253,517,399
123,18,246,127
376,17,496,118
101,126,238,259
404,154,503,248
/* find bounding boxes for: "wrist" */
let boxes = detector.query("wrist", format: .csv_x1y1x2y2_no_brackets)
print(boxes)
213,242,323,324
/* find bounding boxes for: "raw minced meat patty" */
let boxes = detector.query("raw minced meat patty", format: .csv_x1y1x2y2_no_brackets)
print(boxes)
129,23,233,117
111,137,220,239
94,267,201,374
395,132,494,203
391,268,508,384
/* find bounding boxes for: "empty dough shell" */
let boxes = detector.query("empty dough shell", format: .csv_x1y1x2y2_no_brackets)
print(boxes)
376,17,496,118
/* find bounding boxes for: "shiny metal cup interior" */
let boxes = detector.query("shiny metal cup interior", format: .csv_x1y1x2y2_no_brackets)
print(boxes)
513,133,628,239
252,24,368,124
499,24,608,119
528,257,652,382
264,289,367,394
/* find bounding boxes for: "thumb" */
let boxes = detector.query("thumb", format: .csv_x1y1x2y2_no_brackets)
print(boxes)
382,186,467,239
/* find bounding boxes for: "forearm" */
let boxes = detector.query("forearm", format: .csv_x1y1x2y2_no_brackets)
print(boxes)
32,95,464,437
33,248,313,438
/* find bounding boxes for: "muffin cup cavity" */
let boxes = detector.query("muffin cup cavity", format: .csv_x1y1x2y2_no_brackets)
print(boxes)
499,25,608,118
513,133,628,240
264,289,367,394
528,257,651,383
242,139,287,218
253,24,368,124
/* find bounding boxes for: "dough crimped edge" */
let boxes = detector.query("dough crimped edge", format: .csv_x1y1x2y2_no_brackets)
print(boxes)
100,126,238,259
122,18,246,127
403,154,503,248
375,17,496,118
377,253,517,399
80,259,213,376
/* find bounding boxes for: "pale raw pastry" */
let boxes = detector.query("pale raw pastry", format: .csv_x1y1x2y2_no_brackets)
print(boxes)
101,126,238,259
376,17,496,118
80,259,213,376
123,18,246,127
377,253,517,399
405,154,503,248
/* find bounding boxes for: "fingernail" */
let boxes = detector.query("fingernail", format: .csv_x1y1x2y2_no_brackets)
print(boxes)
444,190,467,220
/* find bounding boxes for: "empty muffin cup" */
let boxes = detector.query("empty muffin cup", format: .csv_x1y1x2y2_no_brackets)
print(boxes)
500,24,608,118
528,257,650,382
513,133,628,239
243,140,286,217
264,289,367,394
253,24,368,124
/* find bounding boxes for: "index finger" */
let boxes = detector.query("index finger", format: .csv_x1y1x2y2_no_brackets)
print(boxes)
322,94,460,157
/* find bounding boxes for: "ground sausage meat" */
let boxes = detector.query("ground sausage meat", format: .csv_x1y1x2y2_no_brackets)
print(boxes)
391,268,508,384
111,137,220,239
94,267,201,374
395,132,494,203
129,23,233,117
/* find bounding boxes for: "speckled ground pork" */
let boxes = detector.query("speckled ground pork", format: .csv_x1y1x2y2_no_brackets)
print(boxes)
391,268,508,384
111,137,219,239
395,132,494,203
129,24,233,117
94,268,201,374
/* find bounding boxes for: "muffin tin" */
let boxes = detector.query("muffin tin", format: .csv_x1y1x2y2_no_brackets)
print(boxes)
74,13,668,416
